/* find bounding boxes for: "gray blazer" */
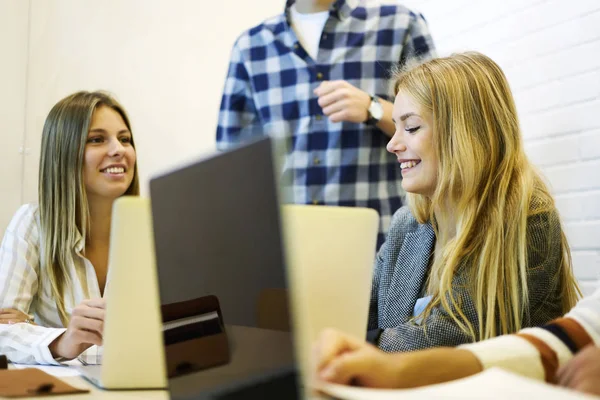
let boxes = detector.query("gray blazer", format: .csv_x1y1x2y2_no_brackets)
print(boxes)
368,206,566,352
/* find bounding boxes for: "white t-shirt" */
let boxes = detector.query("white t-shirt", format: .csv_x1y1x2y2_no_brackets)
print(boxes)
289,4,329,60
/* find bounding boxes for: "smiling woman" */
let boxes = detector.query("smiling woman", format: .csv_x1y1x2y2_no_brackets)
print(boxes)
355,52,580,352
0,91,139,365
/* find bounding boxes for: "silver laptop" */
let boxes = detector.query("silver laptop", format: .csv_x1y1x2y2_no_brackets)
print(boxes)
76,196,167,389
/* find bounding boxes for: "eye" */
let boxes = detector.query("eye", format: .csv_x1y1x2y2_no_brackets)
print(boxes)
87,136,103,144
405,126,420,134
119,136,132,144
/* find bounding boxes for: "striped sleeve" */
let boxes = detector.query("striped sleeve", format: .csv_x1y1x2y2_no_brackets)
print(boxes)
0,204,66,365
460,287,600,382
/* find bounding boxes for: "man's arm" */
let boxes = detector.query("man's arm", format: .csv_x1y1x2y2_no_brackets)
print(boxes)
314,80,396,138
216,40,260,150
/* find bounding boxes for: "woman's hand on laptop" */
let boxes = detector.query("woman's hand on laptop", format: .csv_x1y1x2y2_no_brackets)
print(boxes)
312,328,482,389
49,298,106,360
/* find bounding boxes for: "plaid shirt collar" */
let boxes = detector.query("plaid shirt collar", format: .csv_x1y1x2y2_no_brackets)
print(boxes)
279,0,359,50
284,0,359,22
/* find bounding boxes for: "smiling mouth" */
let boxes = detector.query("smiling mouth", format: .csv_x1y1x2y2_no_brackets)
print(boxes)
100,167,126,174
400,160,421,170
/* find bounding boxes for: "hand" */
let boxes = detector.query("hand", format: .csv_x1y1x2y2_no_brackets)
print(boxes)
314,80,371,123
313,328,482,389
0,308,35,324
313,328,406,388
557,345,600,396
49,298,106,360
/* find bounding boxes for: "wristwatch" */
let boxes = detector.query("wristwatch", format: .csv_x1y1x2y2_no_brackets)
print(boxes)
365,95,383,126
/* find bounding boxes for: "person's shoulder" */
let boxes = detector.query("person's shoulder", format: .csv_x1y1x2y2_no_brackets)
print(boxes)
377,206,425,260
360,0,424,19
389,206,419,234
526,202,561,231
5,204,40,239
7,204,39,229
232,12,287,50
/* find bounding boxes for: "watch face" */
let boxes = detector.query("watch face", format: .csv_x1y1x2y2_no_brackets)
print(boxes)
369,98,384,120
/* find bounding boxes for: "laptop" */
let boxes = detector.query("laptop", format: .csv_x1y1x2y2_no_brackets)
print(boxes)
76,196,167,390
149,137,297,399
149,137,379,399
281,204,378,385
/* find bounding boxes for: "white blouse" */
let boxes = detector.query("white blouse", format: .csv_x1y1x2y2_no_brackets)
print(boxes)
0,204,102,364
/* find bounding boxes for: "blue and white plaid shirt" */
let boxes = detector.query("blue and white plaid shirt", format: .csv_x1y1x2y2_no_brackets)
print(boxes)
217,0,435,245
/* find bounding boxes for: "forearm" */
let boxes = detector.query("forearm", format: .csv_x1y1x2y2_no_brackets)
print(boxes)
392,348,482,388
375,99,395,138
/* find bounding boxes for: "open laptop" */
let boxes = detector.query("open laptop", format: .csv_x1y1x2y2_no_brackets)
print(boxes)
76,196,167,390
149,137,297,399
149,137,379,399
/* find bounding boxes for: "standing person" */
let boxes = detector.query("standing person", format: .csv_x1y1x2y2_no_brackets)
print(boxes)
0,91,139,364
217,0,436,246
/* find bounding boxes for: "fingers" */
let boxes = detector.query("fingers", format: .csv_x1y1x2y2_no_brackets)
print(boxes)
328,110,350,123
0,313,23,320
314,81,370,124
69,316,104,335
81,298,106,309
69,299,106,339
557,362,575,388
558,346,588,387
313,329,363,373
557,346,600,391
0,309,33,324
0,308,25,316
314,80,345,97
0,316,25,324
319,349,372,385
317,89,348,109
72,299,106,322
72,306,105,322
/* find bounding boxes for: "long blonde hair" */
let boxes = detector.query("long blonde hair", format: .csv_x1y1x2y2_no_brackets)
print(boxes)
38,91,139,325
392,52,580,341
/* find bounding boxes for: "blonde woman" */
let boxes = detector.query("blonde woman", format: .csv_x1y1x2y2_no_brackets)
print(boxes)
0,91,139,364
357,52,581,352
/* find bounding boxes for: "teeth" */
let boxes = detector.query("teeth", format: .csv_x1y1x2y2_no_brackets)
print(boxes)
104,167,124,174
400,161,419,169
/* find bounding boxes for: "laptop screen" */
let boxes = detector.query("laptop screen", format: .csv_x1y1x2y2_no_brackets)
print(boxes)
149,138,298,399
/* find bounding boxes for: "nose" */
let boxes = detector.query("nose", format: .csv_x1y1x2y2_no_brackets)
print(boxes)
386,129,407,154
108,137,125,157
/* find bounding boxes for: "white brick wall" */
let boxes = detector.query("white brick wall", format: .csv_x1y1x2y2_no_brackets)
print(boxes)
402,0,600,296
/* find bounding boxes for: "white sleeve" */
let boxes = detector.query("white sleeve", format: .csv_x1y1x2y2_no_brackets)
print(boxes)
0,205,66,365
460,287,600,381
459,334,546,380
